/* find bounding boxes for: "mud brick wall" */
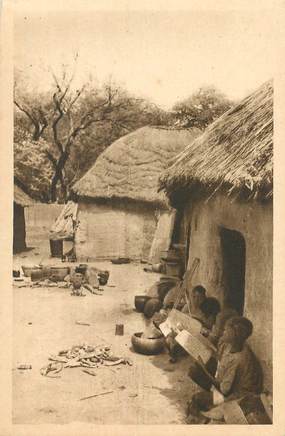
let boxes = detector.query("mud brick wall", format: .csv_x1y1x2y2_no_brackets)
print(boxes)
181,194,272,391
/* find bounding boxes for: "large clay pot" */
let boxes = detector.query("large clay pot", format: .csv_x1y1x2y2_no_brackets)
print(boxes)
134,295,152,312
144,298,162,318
22,265,41,277
157,280,177,302
49,266,70,282
131,332,165,355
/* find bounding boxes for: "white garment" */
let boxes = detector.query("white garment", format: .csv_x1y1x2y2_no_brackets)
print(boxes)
211,362,225,406
212,386,225,406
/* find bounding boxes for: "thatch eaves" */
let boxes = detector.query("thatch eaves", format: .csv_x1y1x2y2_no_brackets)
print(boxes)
72,126,201,208
159,80,273,203
14,184,34,207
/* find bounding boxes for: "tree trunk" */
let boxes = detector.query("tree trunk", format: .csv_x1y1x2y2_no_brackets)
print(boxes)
59,175,67,201
50,152,70,202
50,174,59,202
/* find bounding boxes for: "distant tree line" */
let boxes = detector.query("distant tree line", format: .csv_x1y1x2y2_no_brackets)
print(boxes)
14,65,233,203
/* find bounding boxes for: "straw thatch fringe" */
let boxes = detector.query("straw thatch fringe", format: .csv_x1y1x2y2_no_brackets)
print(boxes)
72,126,200,207
159,80,273,203
14,184,34,207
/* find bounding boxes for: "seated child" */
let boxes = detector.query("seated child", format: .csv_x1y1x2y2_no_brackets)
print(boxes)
153,284,206,329
186,316,263,424
166,296,220,363
188,305,239,390
70,272,86,296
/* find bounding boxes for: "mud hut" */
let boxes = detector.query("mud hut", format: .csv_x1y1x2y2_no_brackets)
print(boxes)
72,126,200,261
159,80,273,390
14,181,34,253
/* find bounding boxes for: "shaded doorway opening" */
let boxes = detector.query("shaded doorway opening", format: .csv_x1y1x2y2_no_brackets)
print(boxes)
13,202,27,254
185,224,191,270
220,227,246,315
171,208,184,245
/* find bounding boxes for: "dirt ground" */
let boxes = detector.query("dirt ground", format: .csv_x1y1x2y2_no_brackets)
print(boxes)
13,241,198,425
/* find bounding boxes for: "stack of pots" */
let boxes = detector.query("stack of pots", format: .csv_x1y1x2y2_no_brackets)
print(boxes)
160,246,184,278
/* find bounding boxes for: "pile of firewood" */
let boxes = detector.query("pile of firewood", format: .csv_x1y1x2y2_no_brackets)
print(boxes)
40,343,132,377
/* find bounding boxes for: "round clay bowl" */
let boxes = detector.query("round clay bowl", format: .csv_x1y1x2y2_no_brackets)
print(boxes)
131,332,165,355
134,295,151,312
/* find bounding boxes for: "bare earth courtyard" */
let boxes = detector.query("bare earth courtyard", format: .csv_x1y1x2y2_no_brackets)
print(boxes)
13,249,197,425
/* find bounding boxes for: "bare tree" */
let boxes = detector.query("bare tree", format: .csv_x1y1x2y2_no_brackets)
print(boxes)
14,66,135,201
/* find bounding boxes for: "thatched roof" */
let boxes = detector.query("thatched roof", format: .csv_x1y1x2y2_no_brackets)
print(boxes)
72,126,201,207
14,184,34,207
159,80,273,203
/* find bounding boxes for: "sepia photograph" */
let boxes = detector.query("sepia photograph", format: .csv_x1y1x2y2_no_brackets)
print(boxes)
9,1,278,428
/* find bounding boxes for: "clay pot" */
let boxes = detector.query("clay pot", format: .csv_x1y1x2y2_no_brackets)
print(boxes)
131,332,165,355
165,261,183,277
31,269,50,282
151,263,164,273
111,258,130,264
75,264,88,275
98,270,110,286
157,281,177,302
49,266,70,282
144,298,162,318
134,295,152,312
22,265,42,277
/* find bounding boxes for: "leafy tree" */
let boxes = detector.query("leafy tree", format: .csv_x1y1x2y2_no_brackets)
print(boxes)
172,86,234,129
68,88,169,183
14,136,54,202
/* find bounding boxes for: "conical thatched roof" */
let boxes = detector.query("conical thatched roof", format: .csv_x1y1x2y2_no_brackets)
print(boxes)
72,126,201,207
14,184,34,207
159,80,273,203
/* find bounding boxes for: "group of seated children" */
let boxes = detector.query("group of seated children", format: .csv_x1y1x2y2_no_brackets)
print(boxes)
153,280,263,424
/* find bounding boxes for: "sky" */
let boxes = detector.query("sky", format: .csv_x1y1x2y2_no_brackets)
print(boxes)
14,4,282,109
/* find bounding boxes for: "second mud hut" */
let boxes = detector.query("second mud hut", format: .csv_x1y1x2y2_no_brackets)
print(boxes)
72,126,200,261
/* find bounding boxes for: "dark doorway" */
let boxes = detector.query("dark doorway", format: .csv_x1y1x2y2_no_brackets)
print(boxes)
220,227,246,315
13,202,27,254
171,208,184,245
185,224,191,270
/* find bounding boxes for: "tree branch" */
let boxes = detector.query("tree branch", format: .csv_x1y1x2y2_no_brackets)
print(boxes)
14,99,39,126
66,86,85,113
45,150,58,169
52,92,64,153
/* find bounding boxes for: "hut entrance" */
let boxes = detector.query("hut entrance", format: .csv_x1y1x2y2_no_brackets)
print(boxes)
171,209,184,245
220,227,246,315
185,224,191,269
13,203,27,254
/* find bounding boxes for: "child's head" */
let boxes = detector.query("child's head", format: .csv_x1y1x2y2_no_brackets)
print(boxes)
200,297,221,318
191,285,206,307
222,316,253,345
72,272,83,289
